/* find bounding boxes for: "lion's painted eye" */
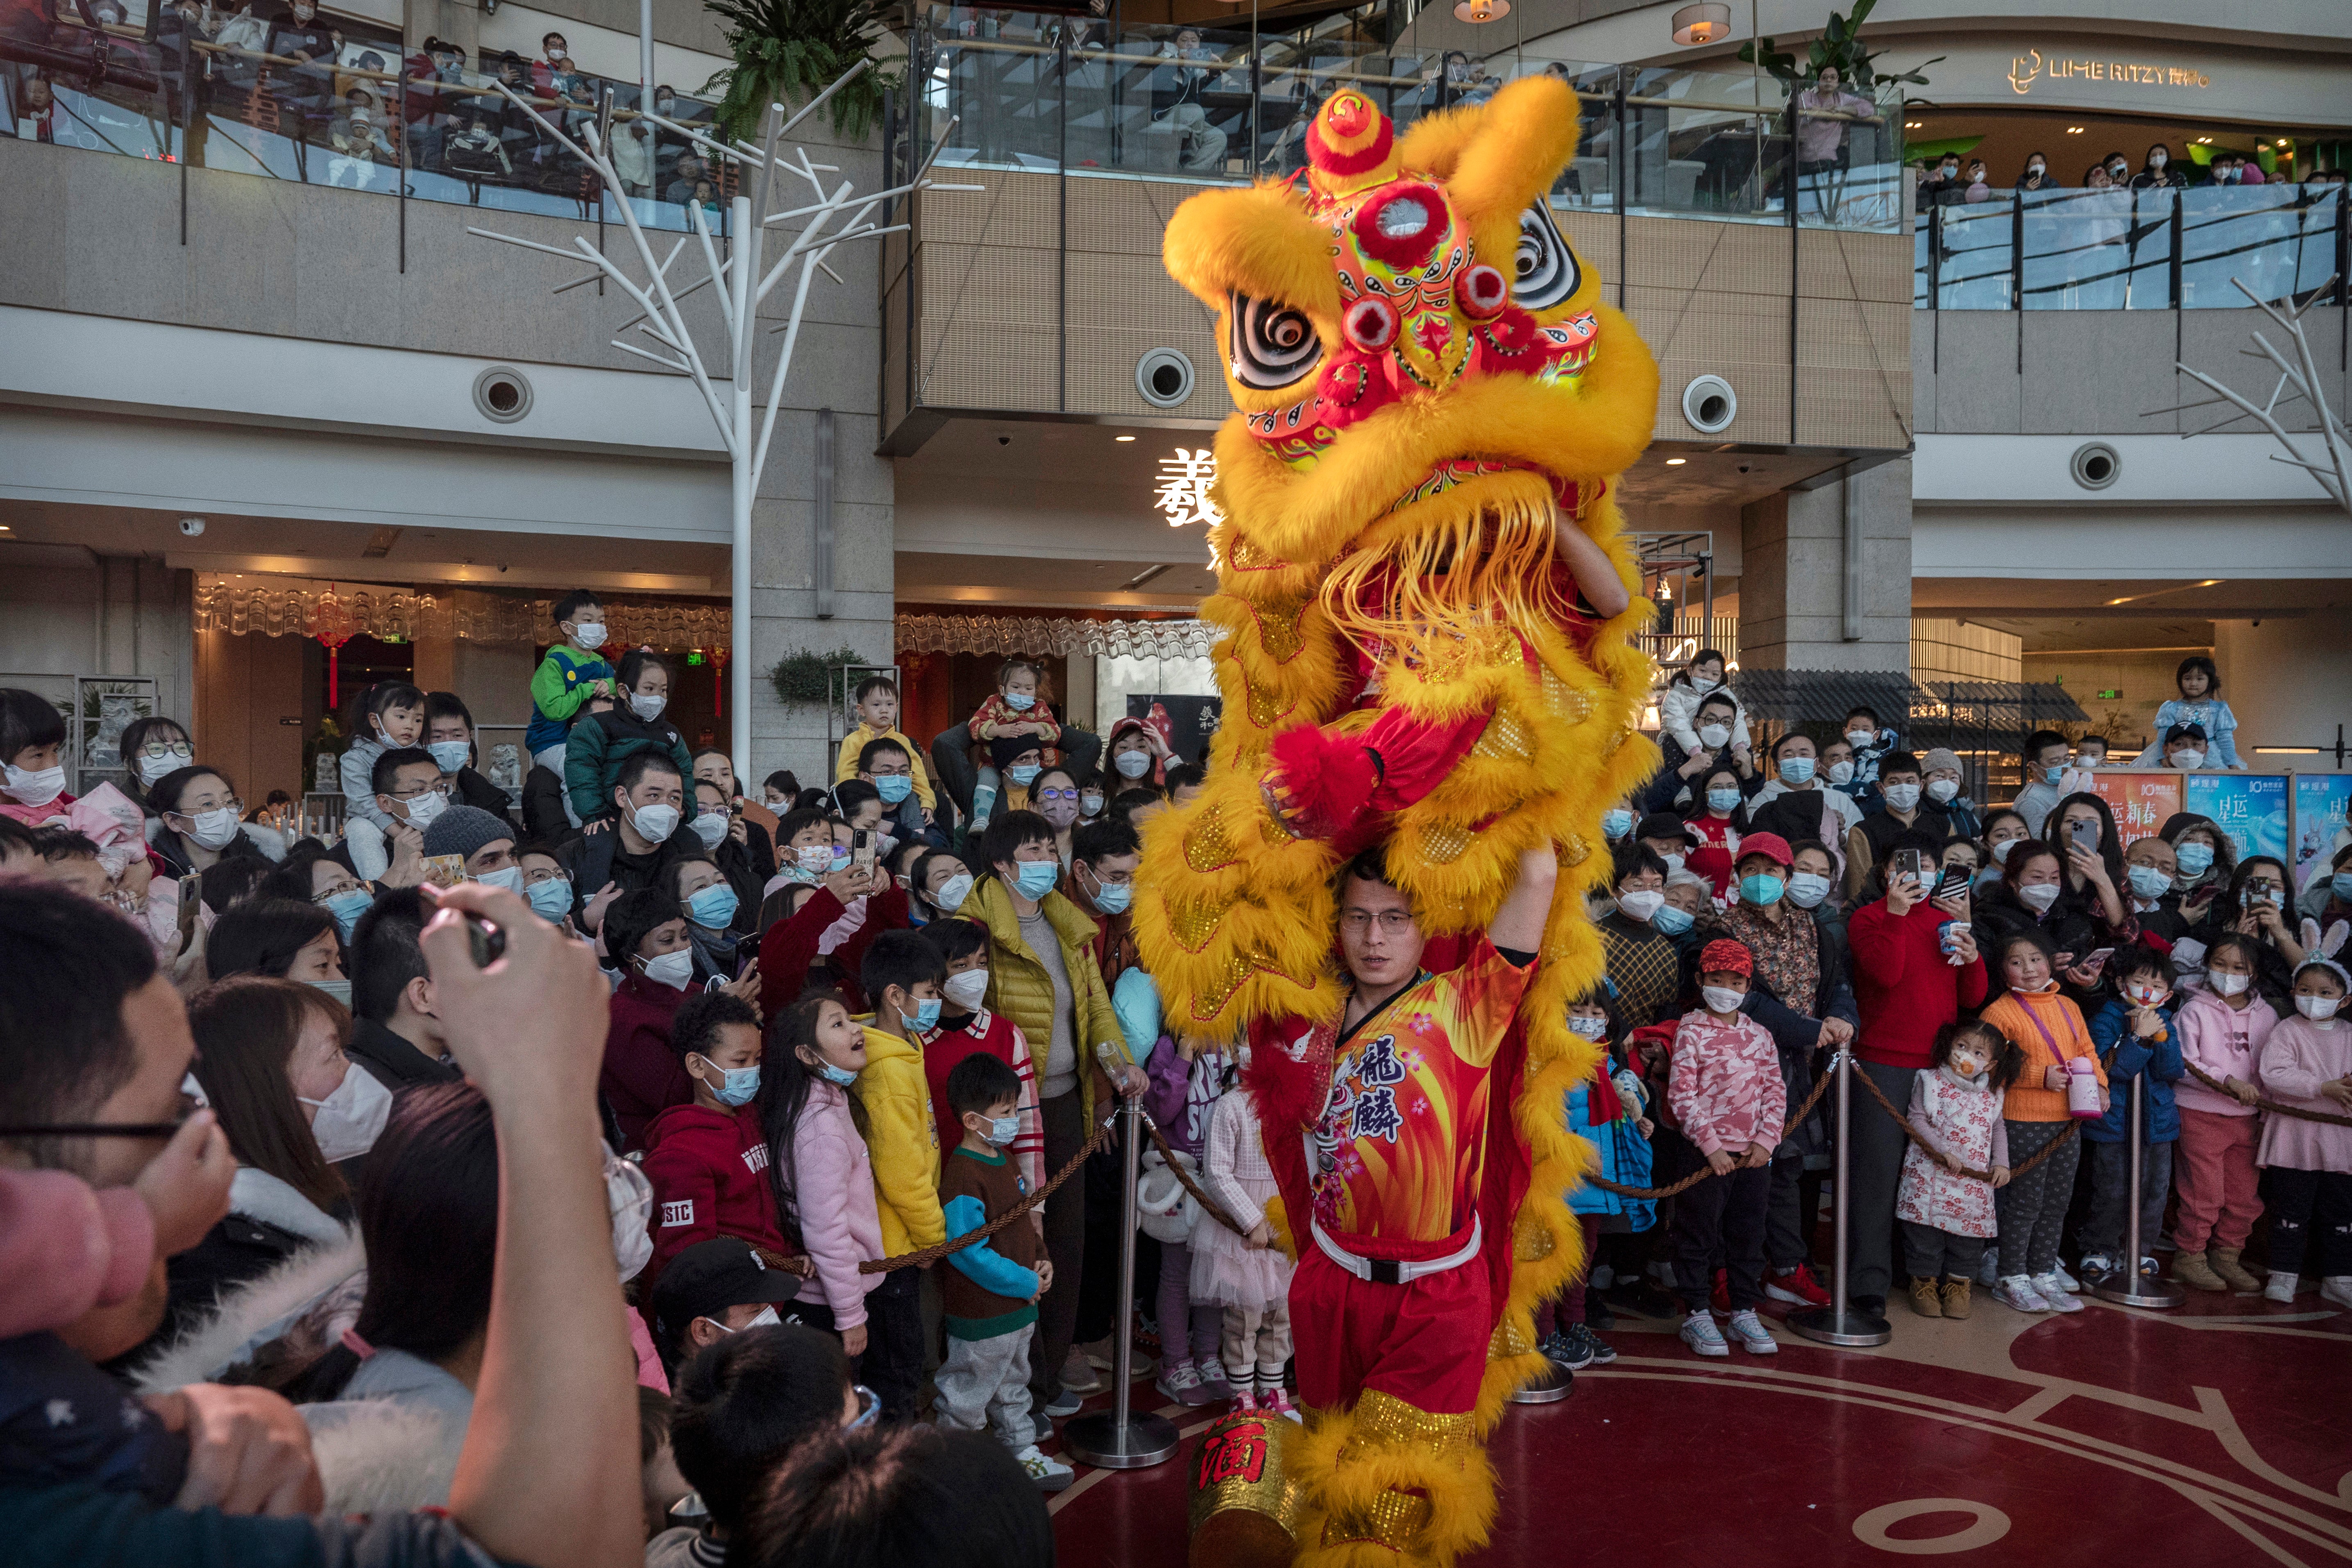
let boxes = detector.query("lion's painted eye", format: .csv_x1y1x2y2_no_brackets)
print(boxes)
1229,293,1324,390
1513,203,1583,311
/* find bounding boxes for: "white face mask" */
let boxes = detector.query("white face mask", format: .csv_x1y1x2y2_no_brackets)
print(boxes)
298,1063,393,1165
705,1304,783,1337
166,804,239,850
1701,985,1747,1015
1786,871,1833,909
475,865,526,895
640,947,695,990
136,752,185,787
1826,760,1855,786
796,843,837,876
2172,750,2205,771
2209,971,2250,997
399,790,447,831
943,968,990,1011
2,762,66,808
1845,729,1876,750
2297,994,2342,1021
1114,750,1153,779
1660,853,1685,875
2018,882,2062,912
1616,888,1666,923
1697,723,1731,750
606,1151,655,1282
691,811,729,850
572,621,606,650
629,691,667,722
1926,778,1960,804
1991,837,2021,865
629,801,682,843
1882,782,1922,812
932,871,975,913
1688,674,1717,694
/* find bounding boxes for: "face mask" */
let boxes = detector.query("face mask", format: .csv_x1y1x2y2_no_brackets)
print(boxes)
1688,674,1717,694
982,1113,1021,1147
2333,872,2352,904
688,882,740,929
1701,985,1746,1015
2126,981,2169,1008
2172,750,2205,771
1706,787,1742,813
1012,860,1058,900
2150,152,2167,168
2108,162,2127,178
1739,873,1785,907
2127,865,2173,900
1653,902,1696,936
1787,871,1833,910
640,947,695,990
2250,886,2283,907
811,1057,860,1088
875,774,913,805
629,691,667,722
2044,764,2069,784
694,1055,761,1106
2027,162,2045,175
1991,837,2021,865
944,968,990,1011
1081,791,1105,815
1091,879,1133,915
2018,882,2062,912
1926,778,1960,804
298,1063,393,1164
2209,971,2250,997
1845,729,1876,750
399,790,447,831
629,801,682,843
1002,691,1036,712
2298,994,2343,1021
1038,796,1080,830
1778,756,1815,786
1882,782,1922,813
3,762,65,807
1616,888,1665,923
1939,164,1957,179
527,876,574,921
785,844,830,878
183,805,244,850
679,810,726,852
322,887,373,940
899,996,942,1033
829,847,853,874
1115,750,1153,779
427,741,471,774
705,1305,783,1339
1601,808,1634,840
136,752,184,786
605,1151,654,1282
933,871,974,913
1697,723,1731,750
1567,1015,1608,1041
572,621,606,649
1008,764,1042,789
1826,761,1855,786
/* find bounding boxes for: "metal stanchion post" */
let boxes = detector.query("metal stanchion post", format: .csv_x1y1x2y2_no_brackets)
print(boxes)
1789,1048,1892,1346
2090,1070,2183,1310
1061,1097,1180,1469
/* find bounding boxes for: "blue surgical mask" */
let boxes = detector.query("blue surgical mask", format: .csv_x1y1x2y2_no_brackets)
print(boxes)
322,887,372,940
2334,872,2352,904
875,774,913,805
2044,763,2068,783
2127,865,2173,900
427,740,471,775
526,876,574,921
813,1058,860,1088
2175,841,2214,877
1008,764,1041,788
688,882,740,929
697,1058,760,1107
1786,871,1833,909
1013,860,1058,900
829,847,852,873
1739,873,1786,907
1091,880,1133,915
1601,808,1634,841
1003,691,1036,711
984,1113,1021,1147
1706,787,1742,813
1778,755,1816,785
900,996,942,1033
1652,902,1695,936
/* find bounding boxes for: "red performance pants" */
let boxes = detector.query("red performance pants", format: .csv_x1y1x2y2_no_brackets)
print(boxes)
1289,1246,1492,1418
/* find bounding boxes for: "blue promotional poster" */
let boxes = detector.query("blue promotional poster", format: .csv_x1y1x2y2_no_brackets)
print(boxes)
2295,773,2352,887
2183,773,2288,864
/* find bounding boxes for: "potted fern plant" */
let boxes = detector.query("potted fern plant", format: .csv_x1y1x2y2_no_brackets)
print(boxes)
701,0,901,144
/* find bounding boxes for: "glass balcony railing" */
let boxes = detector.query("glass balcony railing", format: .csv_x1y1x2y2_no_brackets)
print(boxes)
0,7,735,235
1914,185,2348,309
899,6,1906,232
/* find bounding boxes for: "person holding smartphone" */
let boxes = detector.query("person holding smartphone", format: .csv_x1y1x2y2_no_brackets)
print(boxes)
1842,751,1953,905
2042,794,2131,966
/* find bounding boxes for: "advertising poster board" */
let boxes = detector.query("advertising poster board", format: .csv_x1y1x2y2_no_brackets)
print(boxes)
2184,772,2289,864
2294,773,2352,888
2081,770,2181,847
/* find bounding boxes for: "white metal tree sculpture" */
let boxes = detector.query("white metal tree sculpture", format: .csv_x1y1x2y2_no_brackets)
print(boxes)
2162,276,2351,517
469,63,977,770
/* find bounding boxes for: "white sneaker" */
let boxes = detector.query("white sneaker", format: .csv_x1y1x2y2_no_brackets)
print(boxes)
1978,1248,2001,1288
2264,1271,2299,1303
1725,1309,1779,1355
1589,1263,1615,1290
1016,1445,1075,1492
1992,1276,2051,1314
2048,1261,2082,1294
1154,1360,1203,1405
2032,1273,2086,1313
2319,1277,2352,1310
1680,1310,1729,1357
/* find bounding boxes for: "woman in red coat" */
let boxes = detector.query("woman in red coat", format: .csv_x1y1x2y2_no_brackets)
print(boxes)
603,888,699,1152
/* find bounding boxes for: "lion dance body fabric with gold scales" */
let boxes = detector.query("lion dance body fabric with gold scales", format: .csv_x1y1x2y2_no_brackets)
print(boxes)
1130,78,1660,1567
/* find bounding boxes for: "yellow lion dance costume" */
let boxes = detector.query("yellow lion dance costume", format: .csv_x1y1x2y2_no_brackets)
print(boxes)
1131,78,1659,1566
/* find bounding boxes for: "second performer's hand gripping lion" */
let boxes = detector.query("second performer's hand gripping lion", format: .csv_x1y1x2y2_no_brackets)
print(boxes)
1130,77,1662,1567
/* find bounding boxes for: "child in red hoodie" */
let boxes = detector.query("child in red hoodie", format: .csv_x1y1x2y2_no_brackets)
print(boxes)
641,991,798,1290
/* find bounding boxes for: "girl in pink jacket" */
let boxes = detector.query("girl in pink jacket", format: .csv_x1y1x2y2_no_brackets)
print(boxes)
763,993,887,1355
2255,957,2352,1307
2171,934,2277,1292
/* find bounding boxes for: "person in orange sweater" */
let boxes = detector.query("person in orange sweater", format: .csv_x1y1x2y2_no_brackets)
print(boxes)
965,659,1059,832
1980,928,2106,1315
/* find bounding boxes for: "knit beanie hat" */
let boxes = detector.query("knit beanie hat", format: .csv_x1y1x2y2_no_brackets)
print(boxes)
1920,748,1963,777
1697,938,1753,979
0,1168,156,1339
422,804,513,862
990,734,1045,771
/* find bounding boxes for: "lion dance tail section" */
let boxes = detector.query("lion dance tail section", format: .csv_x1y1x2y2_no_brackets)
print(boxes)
1138,75,1661,1568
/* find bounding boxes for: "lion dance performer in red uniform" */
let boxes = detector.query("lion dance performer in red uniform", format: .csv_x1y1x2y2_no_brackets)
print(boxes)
1131,75,1661,1567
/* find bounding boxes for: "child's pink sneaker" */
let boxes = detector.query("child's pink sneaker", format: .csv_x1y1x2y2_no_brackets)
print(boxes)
1256,1384,1302,1423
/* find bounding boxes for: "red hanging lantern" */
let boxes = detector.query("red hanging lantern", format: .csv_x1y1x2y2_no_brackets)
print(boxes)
313,590,358,708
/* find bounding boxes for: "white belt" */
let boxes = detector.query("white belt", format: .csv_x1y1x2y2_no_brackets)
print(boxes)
1310,1215,1483,1287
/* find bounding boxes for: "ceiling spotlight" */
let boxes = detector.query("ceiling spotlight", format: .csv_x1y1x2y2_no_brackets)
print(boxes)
2065,125,2084,134
1114,435,1136,442
1669,3,1729,45
1454,0,1508,22
1665,457,1687,466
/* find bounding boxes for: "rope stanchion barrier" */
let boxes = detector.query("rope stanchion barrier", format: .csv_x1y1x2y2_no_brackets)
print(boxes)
2179,1058,2352,1128
1141,1116,1256,1238
1583,1063,1835,1200
1847,1060,2082,1184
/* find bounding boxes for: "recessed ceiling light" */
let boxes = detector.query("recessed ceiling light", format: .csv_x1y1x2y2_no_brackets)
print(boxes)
1665,457,1687,466
1114,435,1136,442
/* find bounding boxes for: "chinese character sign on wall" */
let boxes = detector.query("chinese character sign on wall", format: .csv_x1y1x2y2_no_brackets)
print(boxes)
1154,448,1222,529
2083,772,2182,847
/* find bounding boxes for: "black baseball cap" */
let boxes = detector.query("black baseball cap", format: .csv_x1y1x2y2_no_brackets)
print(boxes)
2164,722,2208,746
650,1237,801,1350
1635,812,1697,846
